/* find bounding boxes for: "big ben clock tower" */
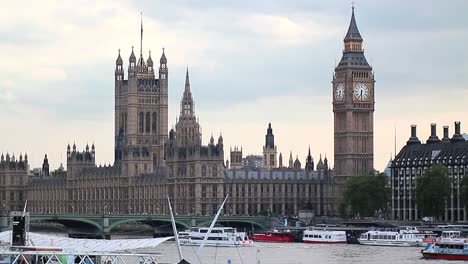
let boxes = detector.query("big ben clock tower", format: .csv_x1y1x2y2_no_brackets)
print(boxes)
333,7,375,184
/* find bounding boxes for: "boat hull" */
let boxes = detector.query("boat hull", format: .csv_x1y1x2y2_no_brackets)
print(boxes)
251,234,296,243
303,240,347,244
422,252,468,260
179,239,254,247
358,240,421,247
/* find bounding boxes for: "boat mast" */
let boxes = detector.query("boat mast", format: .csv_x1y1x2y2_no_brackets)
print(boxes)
197,195,229,256
167,195,184,261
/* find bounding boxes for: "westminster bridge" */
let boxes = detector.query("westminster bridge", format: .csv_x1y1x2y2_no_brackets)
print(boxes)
0,213,271,238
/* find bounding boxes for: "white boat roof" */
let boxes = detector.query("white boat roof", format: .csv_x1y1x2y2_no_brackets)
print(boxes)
0,231,171,253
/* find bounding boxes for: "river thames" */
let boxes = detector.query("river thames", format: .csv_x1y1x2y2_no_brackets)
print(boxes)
150,242,463,264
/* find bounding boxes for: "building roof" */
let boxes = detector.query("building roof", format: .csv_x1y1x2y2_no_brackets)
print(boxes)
344,7,363,41
337,51,370,67
393,140,468,167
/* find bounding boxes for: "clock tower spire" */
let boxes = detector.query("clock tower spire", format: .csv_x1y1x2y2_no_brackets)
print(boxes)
333,7,375,184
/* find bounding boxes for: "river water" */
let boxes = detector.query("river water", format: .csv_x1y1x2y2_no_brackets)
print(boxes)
148,242,464,264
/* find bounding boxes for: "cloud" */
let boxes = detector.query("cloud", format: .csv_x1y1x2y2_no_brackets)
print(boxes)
0,0,467,173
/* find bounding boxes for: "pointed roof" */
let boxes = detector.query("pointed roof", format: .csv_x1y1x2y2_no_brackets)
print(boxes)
344,7,363,41
129,46,136,62
185,67,191,93
116,49,123,65
160,48,167,64
147,50,153,66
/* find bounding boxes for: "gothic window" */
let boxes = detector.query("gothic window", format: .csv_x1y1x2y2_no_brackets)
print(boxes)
139,112,144,133
146,112,151,133
152,112,157,132
161,73,166,80
162,64,166,70
212,166,217,177
202,165,206,177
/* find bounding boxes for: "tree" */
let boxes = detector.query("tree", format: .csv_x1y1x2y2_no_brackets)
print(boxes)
343,172,389,217
460,174,468,211
416,165,451,219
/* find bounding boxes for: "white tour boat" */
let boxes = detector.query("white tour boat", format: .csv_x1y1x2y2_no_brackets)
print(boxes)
303,228,347,244
358,226,432,247
178,227,254,247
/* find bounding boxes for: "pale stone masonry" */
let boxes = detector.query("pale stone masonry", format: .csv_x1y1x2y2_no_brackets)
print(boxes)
18,14,344,217
0,153,28,212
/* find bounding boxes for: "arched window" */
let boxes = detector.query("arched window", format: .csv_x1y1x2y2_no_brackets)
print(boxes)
152,112,157,132
139,112,144,133
124,113,127,133
202,165,206,177
146,112,151,133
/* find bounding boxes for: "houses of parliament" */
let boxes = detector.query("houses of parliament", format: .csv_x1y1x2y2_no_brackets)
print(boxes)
0,8,375,217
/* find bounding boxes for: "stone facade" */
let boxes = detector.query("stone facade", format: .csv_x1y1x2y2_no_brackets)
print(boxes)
20,16,341,218
391,122,468,221
333,7,375,181
0,153,28,212
225,165,334,216
263,123,277,169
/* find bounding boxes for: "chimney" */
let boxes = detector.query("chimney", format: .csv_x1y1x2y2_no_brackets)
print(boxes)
426,123,440,144
451,121,465,142
442,126,450,142
407,125,421,145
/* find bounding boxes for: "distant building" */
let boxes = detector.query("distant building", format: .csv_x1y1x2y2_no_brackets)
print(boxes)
263,123,277,169
0,153,28,211
242,155,264,169
391,122,468,221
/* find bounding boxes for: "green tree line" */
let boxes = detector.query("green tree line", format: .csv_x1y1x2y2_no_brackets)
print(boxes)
342,165,468,220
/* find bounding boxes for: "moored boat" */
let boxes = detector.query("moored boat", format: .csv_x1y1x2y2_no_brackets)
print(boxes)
178,227,254,247
421,230,468,260
251,230,297,243
303,228,347,244
358,226,428,247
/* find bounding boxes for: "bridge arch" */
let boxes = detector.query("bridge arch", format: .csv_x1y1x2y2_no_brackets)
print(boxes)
196,219,268,231
31,216,102,232
108,218,190,233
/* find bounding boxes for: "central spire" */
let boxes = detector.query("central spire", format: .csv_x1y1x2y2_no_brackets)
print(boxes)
185,67,190,93
140,12,143,57
180,67,194,117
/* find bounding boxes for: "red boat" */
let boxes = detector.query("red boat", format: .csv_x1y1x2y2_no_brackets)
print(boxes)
251,230,297,242
422,252,468,260
421,231,468,260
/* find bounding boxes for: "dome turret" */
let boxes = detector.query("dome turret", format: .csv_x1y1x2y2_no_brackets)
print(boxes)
147,50,153,66
129,46,136,63
160,48,167,64
116,49,123,65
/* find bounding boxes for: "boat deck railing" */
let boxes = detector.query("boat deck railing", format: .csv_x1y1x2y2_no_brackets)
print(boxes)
0,251,161,264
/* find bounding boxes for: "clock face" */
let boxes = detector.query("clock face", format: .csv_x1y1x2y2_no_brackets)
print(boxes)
353,83,369,101
335,83,344,101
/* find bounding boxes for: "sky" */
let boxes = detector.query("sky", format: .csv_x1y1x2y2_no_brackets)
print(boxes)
0,0,467,171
